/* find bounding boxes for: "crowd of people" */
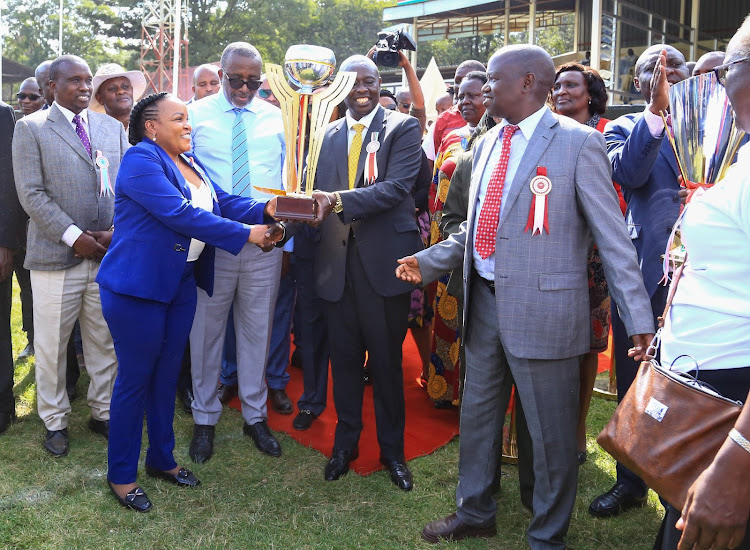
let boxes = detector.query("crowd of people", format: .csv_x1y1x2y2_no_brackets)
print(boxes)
1,15,749,549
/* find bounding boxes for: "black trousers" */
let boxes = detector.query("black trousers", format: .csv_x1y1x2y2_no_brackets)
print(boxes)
325,238,409,461
0,274,14,414
654,367,750,550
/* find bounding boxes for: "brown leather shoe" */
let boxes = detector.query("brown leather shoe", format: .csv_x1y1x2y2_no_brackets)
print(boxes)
421,512,496,543
268,388,292,415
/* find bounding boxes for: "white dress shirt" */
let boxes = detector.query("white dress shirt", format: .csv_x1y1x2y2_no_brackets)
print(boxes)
472,105,548,280
186,180,214,262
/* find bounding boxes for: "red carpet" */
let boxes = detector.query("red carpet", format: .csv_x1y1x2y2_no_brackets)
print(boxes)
229,330,613,476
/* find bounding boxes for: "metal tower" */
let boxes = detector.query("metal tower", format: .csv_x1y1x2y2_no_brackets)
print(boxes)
140,0,188,94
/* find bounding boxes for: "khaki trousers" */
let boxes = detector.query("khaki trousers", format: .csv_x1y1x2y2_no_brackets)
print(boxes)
31,260,117,430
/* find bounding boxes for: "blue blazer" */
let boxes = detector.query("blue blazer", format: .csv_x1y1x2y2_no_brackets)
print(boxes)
605,113,681,297
97,138,267,303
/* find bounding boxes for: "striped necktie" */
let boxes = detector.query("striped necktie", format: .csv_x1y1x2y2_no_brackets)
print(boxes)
348,123,365,189
231,107,250,196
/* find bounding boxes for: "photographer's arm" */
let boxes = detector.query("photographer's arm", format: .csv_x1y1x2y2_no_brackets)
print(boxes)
398,51,426,133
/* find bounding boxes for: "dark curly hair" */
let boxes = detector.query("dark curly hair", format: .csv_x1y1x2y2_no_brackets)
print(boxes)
128,92,169,145
552,62,608,116
461,70,488,86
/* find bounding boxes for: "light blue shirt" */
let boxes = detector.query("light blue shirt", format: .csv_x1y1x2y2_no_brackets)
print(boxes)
188,90,290,249
188,89,285,199
472,105,548,280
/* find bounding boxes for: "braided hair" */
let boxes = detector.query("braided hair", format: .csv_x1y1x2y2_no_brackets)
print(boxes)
128,92,169,145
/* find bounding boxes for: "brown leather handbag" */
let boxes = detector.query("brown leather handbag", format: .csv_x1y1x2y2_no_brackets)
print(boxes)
597,261,744,510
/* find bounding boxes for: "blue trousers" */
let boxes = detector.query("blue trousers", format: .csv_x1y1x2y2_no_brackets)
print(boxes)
102,263,197,484
265,269,295,390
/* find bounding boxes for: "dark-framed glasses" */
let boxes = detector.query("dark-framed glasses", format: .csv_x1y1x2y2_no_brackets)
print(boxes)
713,56,750,86
17,92,42,101
399,102,411,110
224,75,263,90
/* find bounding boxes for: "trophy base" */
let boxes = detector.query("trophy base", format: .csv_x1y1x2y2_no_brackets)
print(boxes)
275,194,318,221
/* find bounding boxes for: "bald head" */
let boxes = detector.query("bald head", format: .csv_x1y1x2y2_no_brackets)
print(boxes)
192,64,221,100
491,45,555,97
340,54,377,74
35,59,54,105
724,15,750,132
693,51,726,76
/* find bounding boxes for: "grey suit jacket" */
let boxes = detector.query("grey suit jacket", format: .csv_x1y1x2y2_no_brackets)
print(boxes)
313,106,424,301
12,104,129,271
417,109,654,360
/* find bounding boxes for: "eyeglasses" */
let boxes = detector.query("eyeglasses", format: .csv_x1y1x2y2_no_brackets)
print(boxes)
17,92,42,101
399,102,411,110
713,56,750,86
224,75,263,91
257,88,274,99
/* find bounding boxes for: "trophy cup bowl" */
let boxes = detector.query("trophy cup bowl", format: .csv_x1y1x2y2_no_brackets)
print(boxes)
284,45,336,94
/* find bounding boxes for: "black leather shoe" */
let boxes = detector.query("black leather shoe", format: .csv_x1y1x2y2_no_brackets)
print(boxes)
217,383,238,405
243,421,281,457
422,512,496,543
189,424,215,463
145,465,201,488
177,387,194,413
268,388,293,415
577,451,587,466
381,458,413,491
0,411,16,435
292,409,316,431
44,428,69,457
89,417,109,439
17,343,34,359
108,481,152,512
589,482,647,518
324,447,359,481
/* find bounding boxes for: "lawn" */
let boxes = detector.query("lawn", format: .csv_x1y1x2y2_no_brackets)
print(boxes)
0,278,664,549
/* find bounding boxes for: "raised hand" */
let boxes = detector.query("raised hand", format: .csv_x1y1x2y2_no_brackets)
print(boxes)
395,256,422,284
648,49,670,115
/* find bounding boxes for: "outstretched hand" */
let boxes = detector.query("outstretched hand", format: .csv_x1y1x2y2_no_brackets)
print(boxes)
248,223,284,251
395,256,422,284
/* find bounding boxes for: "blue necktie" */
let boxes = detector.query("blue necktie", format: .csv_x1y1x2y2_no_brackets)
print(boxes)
231,107,250,196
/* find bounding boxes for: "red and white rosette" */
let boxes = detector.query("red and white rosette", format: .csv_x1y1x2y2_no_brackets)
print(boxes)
364,132,380,185
524,167,551,235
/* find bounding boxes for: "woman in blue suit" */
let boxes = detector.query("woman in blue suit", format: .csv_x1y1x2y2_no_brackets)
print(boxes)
97,92,282,512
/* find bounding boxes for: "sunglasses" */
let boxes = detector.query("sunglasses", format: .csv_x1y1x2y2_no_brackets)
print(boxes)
224,76,263,91
713,56,750,86
257,88,274,99
383,104,397,110
17,92,42,101
399,102,411,110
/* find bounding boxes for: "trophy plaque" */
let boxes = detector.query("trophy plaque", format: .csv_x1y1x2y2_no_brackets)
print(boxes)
259,45,356,221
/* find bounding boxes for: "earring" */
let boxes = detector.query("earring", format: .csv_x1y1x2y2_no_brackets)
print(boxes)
152,133,157,142
588,98,592,105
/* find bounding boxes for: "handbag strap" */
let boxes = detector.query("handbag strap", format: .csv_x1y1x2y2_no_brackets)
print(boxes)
657,254,688,329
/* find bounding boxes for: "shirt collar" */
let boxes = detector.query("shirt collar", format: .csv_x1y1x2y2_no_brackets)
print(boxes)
498,105,548,141
346,104,380,132
216,88,262,114
55,102,89,126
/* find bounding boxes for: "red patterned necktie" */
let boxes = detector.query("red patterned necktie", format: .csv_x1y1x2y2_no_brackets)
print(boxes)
475,124,519,259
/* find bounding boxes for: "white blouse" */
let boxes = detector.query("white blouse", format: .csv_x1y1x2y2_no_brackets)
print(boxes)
186,179,213,262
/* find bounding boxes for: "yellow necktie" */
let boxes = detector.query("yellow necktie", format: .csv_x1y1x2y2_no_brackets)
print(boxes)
348,123,365,189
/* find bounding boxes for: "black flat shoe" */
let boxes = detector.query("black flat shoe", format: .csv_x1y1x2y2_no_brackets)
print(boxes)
292,409,317,431
44,428,69,457
89,417,109,439
145,465,201,488
324,447,359,481
243,421,281,457
108,481,152,512
381,458,413,491
589,481,647,518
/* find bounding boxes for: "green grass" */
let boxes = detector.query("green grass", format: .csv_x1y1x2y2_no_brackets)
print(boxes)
0,278,664,549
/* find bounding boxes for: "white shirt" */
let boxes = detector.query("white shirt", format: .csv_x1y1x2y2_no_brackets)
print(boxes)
345,105,380,151
472,105,548,280
662,144,750,371
55,103,91,248
186,180,214,261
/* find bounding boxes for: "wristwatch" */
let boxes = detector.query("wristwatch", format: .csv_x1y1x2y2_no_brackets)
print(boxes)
333,192,343,214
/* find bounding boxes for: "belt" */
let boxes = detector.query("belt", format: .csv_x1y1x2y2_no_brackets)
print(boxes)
473,269,495,294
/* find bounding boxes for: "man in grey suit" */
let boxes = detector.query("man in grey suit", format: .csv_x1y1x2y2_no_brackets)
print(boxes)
396,45,654,548
13,55,128,457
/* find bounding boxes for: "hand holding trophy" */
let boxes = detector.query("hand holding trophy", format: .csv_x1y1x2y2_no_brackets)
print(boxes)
256,45,356,221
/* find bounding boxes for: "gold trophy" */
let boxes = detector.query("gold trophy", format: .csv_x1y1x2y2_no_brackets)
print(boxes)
258,45,356,220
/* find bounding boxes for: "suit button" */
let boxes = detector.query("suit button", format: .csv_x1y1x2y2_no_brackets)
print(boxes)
90,166,94,171
341,240,346,247
672,194,679,203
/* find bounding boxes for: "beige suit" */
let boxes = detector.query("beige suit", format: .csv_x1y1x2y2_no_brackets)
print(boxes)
13,104,129,430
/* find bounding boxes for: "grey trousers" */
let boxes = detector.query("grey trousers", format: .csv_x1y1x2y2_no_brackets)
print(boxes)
456,278,580,550
190,244,282,426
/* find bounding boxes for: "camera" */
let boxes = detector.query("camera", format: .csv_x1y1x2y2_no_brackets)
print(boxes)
372,30,417,68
